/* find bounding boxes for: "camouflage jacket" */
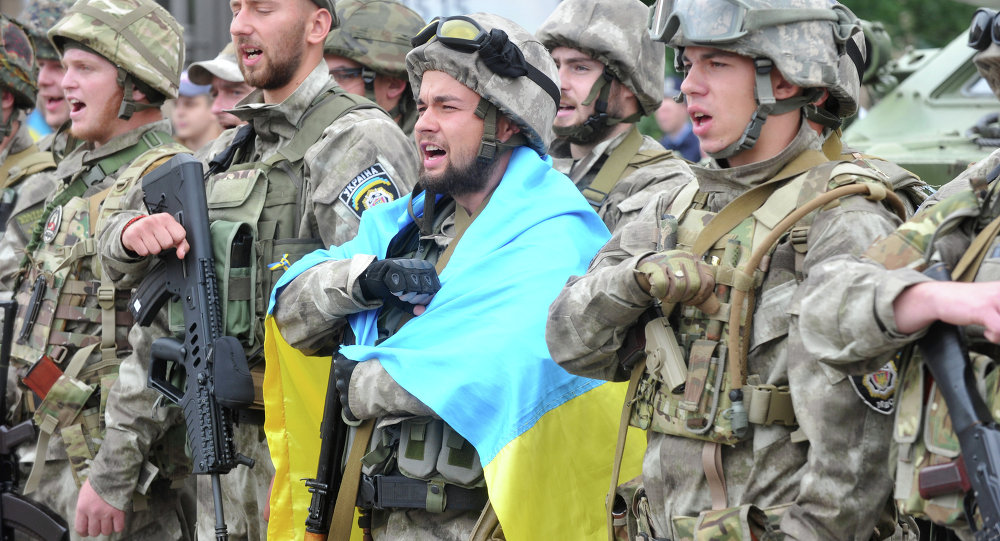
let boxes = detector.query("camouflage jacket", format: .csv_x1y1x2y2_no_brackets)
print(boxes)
546,121,905,539
89,60,420,508
798,148,1000,373
551,126,696,231
0,120,58,291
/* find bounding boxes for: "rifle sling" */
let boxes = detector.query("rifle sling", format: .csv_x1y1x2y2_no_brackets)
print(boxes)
951,212,1000,282
330,419,374,540
607,357,645,541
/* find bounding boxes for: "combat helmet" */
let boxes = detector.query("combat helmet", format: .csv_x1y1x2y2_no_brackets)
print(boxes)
0,16,36,111
48,0,183,119
537,0,664,143
650,0,859,159
407,13,561,158
20,0,74,62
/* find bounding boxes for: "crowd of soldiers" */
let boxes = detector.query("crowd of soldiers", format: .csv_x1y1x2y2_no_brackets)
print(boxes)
0,0,998,539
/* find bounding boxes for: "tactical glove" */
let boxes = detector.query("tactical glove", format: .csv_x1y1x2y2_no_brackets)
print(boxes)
359,258,441,313
333,354,360,422
635,250,718,312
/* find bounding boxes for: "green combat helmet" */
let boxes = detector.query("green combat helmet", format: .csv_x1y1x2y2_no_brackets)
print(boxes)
19,0,75,62
0,16,37,112
48,0,183,119
407,12,561,159
651,0,859,159
536,0,664,144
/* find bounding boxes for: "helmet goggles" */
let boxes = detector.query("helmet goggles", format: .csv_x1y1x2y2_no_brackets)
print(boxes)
411,15,560,107
649,0,841,44
969,8,1000,51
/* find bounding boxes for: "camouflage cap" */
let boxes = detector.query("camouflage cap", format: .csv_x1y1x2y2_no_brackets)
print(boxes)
324,0,425,79
48,0,184,99
666,0,858,108
406,13,559,155
19,0,74,61
537,0,664,116
188,43,244,85
0,16,37,109
974,42,1000,100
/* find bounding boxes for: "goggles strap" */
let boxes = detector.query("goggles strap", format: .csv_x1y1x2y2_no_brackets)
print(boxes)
362,67,377,102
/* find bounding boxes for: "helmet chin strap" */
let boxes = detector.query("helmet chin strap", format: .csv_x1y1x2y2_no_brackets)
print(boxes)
473,98,527,167
116,68,161,120
553,67,641,145
704,58,822,161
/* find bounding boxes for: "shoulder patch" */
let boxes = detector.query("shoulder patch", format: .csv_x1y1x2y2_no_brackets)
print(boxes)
338,163,400,219
850,356,899,415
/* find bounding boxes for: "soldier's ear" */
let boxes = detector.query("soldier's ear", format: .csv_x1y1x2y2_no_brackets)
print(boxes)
1,90,12,110
496,115,521,144
770,69,800,101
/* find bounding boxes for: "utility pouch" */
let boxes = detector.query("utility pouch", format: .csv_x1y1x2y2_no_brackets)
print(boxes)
32,373,95,429
21,354,62,399
210,220,256,345
397,418,443,480
671,503,788,541
436,423,484,487
644,317,687,393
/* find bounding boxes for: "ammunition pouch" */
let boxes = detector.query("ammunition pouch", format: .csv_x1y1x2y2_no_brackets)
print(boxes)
670,503,789,541
357,474,488,513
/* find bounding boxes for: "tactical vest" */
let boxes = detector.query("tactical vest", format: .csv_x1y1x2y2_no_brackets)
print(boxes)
580,125,676,210
10,130,188,495
0,143,57,233
627,153,906,446
202,88,376,351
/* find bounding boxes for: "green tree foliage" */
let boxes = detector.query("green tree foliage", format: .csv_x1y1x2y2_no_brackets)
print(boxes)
834,1,970,49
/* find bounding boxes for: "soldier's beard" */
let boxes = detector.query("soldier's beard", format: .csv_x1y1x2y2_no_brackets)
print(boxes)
238,36,304,91
419,153,500,198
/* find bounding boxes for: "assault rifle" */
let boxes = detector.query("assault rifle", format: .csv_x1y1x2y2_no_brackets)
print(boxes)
129,154,255,541
0,300,68,541
916,263,1000,540
303,353,351,539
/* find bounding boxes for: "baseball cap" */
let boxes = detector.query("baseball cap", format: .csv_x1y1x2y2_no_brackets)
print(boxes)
188,42,244,85
179,70,211,97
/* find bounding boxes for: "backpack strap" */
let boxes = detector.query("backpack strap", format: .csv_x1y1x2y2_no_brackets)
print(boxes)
582,126,644,208
1,144,56,189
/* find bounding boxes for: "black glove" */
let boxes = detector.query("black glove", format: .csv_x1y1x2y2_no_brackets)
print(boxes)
359,258,441,313
333,354,359,422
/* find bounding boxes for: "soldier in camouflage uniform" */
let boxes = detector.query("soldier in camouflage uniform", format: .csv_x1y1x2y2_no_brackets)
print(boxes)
324,0,424,137
0,15,56,239
93,0,418,539
272,12,576,539
546,0,916,539
20,0,78,160
797,19,1000,540
0,1,196,539
536,0,695,231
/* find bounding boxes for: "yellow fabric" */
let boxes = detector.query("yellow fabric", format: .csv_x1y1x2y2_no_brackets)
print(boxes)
482,381,647,540
262,316,363,541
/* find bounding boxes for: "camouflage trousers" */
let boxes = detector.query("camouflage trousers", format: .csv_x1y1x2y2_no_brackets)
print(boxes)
370,508,481,540
196,423,273,541
16,458,195,541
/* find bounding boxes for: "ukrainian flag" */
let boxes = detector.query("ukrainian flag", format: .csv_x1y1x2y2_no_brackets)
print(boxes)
264,147,645,540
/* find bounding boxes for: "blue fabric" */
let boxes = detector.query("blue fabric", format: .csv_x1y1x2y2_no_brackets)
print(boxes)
659,122,702,163
269,146,611,464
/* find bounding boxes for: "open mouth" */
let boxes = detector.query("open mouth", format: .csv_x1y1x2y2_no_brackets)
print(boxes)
691,112,710,127
67,97,85,116
243,46,262,62
421,143,447,169
557,103,575,116
44,96,65,111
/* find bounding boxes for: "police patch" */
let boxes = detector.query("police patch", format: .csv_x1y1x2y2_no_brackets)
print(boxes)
42,205,62,244
850,356,898,415
339,163,400,219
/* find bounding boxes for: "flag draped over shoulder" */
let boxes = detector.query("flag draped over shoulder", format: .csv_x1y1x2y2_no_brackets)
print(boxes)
264,146,646,540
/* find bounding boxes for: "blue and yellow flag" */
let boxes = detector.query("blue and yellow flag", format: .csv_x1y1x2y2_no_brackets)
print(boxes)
264,147,645,540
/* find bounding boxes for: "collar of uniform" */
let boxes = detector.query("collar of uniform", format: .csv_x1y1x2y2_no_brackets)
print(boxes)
566,127,631,184
693,119,822,195
77,118,173,169
229,61,332,144
0,113,34,163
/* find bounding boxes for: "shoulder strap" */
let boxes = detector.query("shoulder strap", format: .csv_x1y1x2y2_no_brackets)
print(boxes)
952,214,1000,282
1,144,56,189
582,126,644,207
264,89,377,167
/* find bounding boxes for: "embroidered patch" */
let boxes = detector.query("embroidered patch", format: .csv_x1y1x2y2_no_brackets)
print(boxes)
42,205,62,244
12,202,44,239
339,163,400,219
850,356,898,415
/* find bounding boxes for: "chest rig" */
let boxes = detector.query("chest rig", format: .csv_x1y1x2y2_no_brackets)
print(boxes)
0,142,57,234
201,88,375,351
10,131,186,495
627,152,907,447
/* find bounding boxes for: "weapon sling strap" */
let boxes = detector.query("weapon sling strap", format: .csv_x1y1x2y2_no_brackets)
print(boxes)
607,357,646,541
581,125,644,208
329,419,375,540
22,341,98,494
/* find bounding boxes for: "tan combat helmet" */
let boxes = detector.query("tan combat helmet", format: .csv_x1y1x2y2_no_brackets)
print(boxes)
650,0,859,159
407,13,561,159
0,15,36,137
48,0,184,119
19,0,74,62
536,0,665,143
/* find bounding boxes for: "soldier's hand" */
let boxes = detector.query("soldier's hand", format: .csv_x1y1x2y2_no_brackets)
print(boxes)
75,479,125,537
121,212,190,259
359,258,440,314
333,354,360,422
635,250,719,312
895,280,1000,342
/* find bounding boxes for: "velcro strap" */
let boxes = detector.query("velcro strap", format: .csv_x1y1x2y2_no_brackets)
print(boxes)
745,384,796,426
